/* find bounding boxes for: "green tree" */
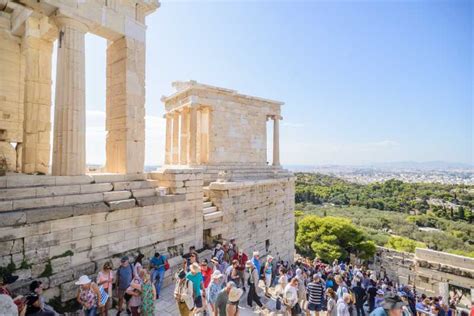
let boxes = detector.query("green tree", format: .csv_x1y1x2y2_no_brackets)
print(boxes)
385,236,425,253
295,216,376,262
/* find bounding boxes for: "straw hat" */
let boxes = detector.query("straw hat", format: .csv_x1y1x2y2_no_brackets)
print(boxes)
245,260,254,268
252,251,259,257
211,257,219,264
228,287,244,303
75,275,92,285
190,262,200,274
212,270,223,280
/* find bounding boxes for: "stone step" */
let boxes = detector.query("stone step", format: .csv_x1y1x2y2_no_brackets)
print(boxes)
203,201,212,208
203,210,223,221
203,196,209,202
112,180,158,191
203,206,217,214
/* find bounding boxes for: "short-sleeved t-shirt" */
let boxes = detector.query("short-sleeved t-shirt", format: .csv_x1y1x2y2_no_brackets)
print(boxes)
186,272,203,298
117,264,133,290
150,255,166,272
215,290,229,316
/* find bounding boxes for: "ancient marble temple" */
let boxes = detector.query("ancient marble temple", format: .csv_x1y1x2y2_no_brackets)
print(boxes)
0,0,295,304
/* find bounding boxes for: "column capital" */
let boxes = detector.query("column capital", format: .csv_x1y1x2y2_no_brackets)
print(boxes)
52,15,88,33
267,114,282,121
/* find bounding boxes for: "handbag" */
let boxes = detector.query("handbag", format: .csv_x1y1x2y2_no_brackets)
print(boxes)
164,259,170,271
276,297,282,310
99,285,109,306
291,302,302,315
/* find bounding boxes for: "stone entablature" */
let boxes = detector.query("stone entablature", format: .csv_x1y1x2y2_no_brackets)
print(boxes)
161,81,283,167
0,0,158,175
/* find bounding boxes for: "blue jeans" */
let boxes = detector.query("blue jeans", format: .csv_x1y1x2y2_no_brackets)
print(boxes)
152,269,165,295
84,306,97,316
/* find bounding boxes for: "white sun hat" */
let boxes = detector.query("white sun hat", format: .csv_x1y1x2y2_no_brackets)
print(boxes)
75,275,92,285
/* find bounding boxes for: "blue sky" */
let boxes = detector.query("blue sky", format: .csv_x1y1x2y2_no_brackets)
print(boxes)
76,0,473,166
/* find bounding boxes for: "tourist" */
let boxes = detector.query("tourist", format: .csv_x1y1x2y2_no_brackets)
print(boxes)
335,275,349,300
25,293,55,316
228,239,237,260
174,269,194,316
211,257,220,274
213,244,225,265
183,246,199,272
367,280,379,312
245,260,263,310
307,273,325,316
0,294,21,316
201,259,213,288
226,287,244,316
208,271,224,315
126,270,143,316
375,289,385,308
229,260,241,287
133,254,144,279
369,293,405,316
264,256,274,296
150,252,167,299
29,281,57,316
326,274,336,289
140,271,156,316
116,256,133,315
326,288,337,316
187,262,205,315
215,282,235,316
75,275,103,316
283,277,300,315
96,262,114,316
232,250,248,291
251,251,261,277
336,293,351,316
352,280,367,316
0,272,26,315
295,269,307,314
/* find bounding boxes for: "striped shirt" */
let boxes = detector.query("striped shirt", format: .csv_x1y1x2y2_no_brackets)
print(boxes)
307,281,325,305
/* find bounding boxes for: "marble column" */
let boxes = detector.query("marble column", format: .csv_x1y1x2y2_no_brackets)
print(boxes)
172,111,179,164
272,115,280,166
22,17,55,174
105,37,146,174
189,107,197,165
200,107,209,164
180,108,189,165
51,17,87,176
164,113,172,164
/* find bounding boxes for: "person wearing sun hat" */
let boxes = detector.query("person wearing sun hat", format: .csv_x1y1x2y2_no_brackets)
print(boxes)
186,262,205,314
245,260,263,310
226,286,244,316
208,270,224,314
75,275,103,316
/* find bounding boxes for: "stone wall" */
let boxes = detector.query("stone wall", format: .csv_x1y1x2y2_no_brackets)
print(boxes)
208,177,295,262
372,247,474,302
0,170,204,303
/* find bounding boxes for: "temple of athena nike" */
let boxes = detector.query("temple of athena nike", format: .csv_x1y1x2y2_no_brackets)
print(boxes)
0,0,295,304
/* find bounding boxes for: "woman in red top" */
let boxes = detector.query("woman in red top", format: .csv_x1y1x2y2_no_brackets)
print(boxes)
200,259,213,289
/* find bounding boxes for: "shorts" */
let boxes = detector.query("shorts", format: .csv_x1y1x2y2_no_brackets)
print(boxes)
308,303,323,312
265,273,272,287
194,295,203,308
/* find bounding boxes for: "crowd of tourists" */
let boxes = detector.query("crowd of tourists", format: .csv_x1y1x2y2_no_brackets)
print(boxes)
172,242,473,316
0,242,472,316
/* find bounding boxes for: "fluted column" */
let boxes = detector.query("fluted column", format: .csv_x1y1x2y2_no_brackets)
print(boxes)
51,17,87,176
189,107,197,165
180,108,189,165
164,113,172,164
272,115,280,166
172,111,179,164
200,107,209,164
